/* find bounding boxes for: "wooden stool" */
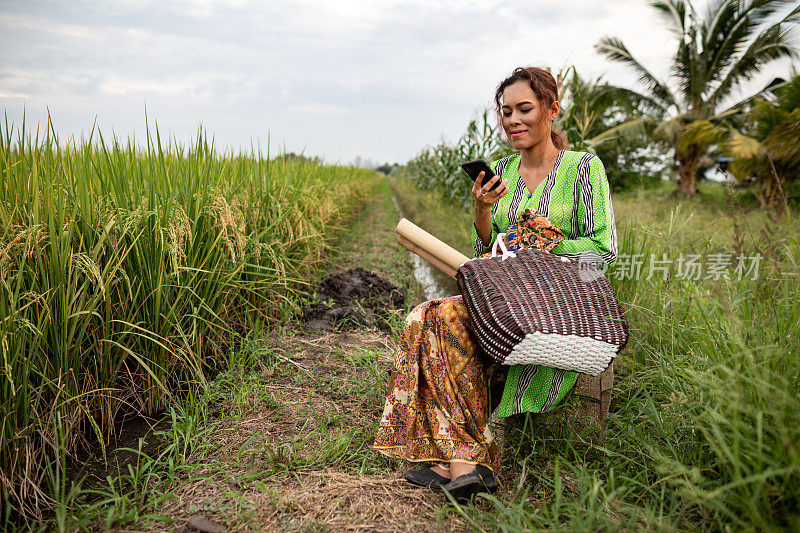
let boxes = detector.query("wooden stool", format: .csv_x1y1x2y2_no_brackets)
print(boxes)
490,362,614,447
528,362,614,439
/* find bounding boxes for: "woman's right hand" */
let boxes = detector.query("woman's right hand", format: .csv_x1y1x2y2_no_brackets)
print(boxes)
473,172,509,247
472,172,508,210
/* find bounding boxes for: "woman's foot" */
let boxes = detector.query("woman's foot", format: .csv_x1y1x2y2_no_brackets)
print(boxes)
430,464,451,478
449,461,476,479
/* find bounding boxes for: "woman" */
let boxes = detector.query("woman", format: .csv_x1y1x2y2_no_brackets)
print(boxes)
373,66,617,503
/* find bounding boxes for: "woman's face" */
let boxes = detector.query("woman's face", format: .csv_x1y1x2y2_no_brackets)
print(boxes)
500,81,559,151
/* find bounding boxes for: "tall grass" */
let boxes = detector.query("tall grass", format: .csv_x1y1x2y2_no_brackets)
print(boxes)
442,184,800,529
0,117,377,520
602,189,800,528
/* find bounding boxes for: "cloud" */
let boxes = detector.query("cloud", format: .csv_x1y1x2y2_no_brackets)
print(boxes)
0,0,795,162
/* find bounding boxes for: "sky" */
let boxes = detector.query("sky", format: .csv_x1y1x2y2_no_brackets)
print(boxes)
0,0,796,164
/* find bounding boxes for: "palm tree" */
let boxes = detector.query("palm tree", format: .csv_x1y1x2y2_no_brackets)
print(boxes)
554,67,665,190
555,67,653,149
596,0,799,195
683,73,800,206
733,78,800,206
556,67,618,152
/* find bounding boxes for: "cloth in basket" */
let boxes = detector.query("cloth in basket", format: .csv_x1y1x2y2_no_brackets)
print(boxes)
479,208,565,257
456,234,628,376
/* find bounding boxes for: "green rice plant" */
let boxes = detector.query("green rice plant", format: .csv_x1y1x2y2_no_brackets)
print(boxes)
0,115,378,520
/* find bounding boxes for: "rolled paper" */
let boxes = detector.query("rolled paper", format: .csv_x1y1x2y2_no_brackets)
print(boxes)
397,235,458,279
395,218,470,274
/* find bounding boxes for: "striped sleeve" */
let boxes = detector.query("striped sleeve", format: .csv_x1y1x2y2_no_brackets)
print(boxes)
471,220,496,257
470,158,506,257
551,155,618,264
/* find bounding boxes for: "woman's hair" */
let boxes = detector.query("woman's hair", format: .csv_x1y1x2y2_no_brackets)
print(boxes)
494,66,568,150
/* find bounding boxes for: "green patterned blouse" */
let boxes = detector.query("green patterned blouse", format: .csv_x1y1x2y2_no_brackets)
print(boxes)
470,150,618,417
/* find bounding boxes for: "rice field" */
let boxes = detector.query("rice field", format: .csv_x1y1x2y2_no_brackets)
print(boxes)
0,118,377,520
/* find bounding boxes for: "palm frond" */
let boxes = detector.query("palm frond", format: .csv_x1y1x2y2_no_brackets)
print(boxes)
711,107,747,122
728,131,767,159
595,36,680,112
773,72,800,110
763,108,800,163
671,31,702,109
593,84,669,116
718,76,787,114
676,120,730,150
745,0,800,28
651,0,691,38
702,0,759,89
588,117,660,146
703,0,733,39
653,114,689,143
709,5,800,107
728,154,762,180
750,98,787,137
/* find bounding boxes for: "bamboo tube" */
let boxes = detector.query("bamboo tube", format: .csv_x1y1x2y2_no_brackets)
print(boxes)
395,218,470,278
397,235,458,279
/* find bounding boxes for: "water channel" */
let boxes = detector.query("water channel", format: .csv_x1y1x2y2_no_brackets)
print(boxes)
389,191,461,301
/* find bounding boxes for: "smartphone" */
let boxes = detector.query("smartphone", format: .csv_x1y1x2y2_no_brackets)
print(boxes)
461,159,500,191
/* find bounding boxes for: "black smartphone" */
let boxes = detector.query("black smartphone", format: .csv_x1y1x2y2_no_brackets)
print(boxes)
461,159,499,191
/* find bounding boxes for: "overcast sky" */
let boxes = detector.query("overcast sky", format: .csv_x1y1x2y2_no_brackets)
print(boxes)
0,0,795,164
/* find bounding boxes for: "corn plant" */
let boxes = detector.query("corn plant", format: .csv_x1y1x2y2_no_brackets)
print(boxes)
403,109,511,208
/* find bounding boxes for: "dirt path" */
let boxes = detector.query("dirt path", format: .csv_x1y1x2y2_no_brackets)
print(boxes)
158,332,465,532
144,180,470,532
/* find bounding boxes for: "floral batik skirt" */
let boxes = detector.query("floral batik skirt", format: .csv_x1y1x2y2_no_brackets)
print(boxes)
373,295,500,473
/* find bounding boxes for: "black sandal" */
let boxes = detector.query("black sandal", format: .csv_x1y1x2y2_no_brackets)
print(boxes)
442,465,498,504
403,467,451,488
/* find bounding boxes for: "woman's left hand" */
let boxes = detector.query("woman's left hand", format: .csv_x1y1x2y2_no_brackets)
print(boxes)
473,172,509,247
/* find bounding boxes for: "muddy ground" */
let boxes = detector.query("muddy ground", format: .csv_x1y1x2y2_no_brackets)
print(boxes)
302,268,407,332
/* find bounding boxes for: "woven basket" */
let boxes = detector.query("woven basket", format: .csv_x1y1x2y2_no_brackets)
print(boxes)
456,236,628,376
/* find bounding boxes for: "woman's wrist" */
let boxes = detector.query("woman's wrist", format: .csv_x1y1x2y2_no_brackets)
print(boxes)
474,204,491,219
474,201,495,247
474,222,492,247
